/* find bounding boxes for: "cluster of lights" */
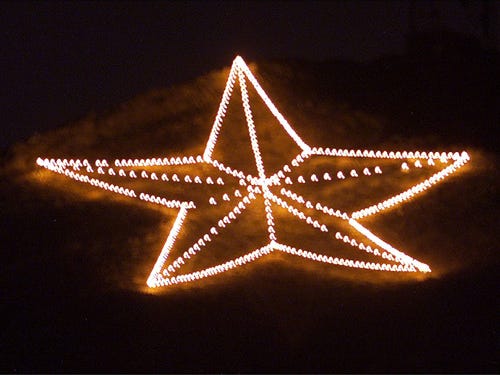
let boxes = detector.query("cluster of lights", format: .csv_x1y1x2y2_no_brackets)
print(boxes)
292,166,381,184
115,155,201,167
36,56,469,288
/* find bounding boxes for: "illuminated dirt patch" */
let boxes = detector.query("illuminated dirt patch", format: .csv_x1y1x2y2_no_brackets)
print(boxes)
32,56,471,289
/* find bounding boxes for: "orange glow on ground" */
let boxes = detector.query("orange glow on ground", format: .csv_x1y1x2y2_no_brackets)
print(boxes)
30,56,473,290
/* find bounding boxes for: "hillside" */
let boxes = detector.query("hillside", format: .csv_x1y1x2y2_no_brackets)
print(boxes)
1,56,498,372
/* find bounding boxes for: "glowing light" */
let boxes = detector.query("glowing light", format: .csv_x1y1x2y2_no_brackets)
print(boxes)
36,56,470,288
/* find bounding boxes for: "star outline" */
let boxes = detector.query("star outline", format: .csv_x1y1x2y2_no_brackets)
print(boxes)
35,56,471,288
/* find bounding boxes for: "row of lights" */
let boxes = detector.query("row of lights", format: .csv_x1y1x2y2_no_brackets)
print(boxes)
139,193,194,209
267,191,329,233
292,166,382,184
311,147,461,161
115,155,201,167
335,231,403,265
238,68,267,180
263,191,277,242
44,155,204,169
208,188,243,205
209,159,248,181
279,187,349,219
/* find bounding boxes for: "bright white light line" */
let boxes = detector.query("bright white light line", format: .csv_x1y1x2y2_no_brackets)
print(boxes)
36,55,470,288
147,204,190,286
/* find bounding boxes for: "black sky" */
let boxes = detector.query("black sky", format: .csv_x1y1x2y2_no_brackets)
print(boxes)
1,0,497,149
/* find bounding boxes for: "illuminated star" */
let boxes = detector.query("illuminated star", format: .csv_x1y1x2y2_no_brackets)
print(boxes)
36,56,470,288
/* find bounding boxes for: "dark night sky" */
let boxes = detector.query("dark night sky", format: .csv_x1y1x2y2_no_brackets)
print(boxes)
0,1,497,149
